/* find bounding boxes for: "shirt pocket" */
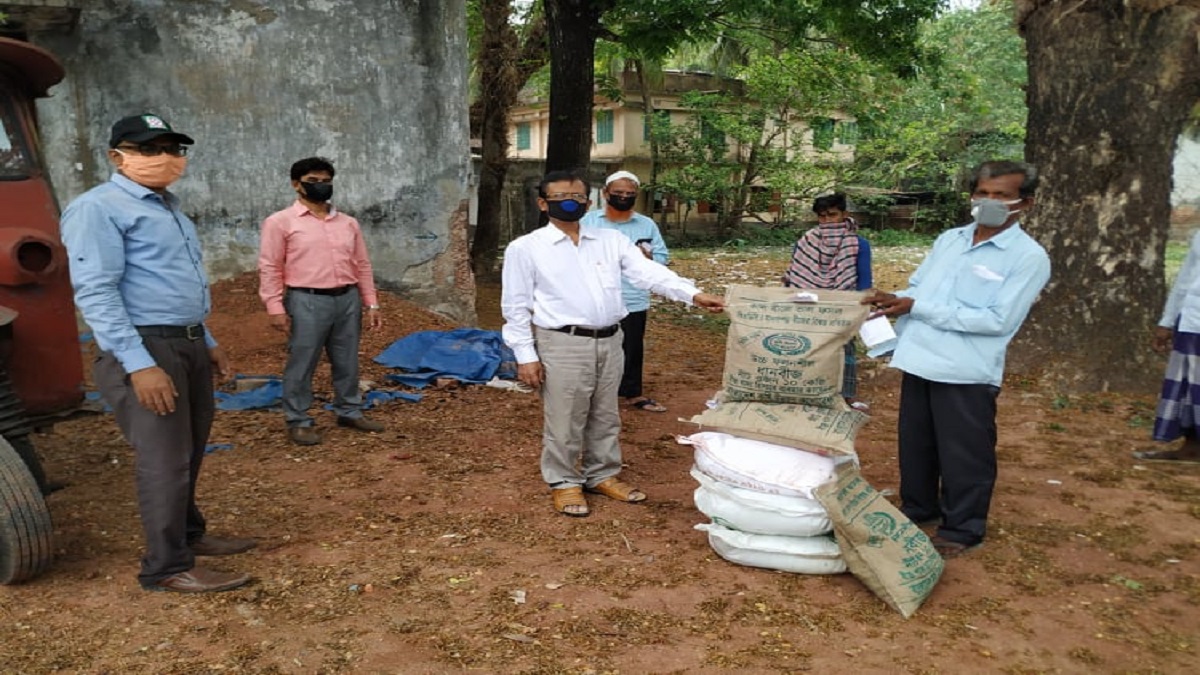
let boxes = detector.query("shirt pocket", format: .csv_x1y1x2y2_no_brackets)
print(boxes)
954,266,1005,308
593,260,622,291
324,223,358,257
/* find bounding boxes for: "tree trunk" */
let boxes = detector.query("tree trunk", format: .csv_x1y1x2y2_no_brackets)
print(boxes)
544,0,612,173
470,2,547,279
1009,0,1200,393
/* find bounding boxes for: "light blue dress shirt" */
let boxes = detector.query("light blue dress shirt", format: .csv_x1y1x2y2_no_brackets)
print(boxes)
890,222,1050,386
61,173,216,373
580,209,668,312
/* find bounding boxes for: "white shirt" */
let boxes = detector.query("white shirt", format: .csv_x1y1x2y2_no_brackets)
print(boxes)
1161,230,1200,332
501,223,701,364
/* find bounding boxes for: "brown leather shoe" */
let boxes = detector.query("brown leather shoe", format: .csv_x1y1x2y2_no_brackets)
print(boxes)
142,567,251,593
288,426,321,446
337,416,384,432
190,535,257,557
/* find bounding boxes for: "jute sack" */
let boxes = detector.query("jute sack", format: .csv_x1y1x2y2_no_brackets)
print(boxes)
723,285,869,407
813,463,945,618
687,395,867,459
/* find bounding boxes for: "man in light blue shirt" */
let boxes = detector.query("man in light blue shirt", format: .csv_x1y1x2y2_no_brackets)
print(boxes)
581,171,671,412
865,160,1051,559
62,113,254,593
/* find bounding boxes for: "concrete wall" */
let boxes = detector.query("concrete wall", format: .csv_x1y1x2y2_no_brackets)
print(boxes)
31,0,474,322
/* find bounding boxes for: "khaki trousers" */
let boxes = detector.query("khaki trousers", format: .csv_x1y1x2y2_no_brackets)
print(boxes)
535,327,625,487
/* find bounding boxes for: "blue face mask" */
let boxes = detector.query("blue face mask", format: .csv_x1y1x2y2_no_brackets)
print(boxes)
546,199,585,222
971,198,1023,227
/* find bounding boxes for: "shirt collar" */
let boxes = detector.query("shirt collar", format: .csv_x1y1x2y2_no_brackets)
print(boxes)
964,221,1024,250
110,172,178,206
291,199,339,220
535,223,597,243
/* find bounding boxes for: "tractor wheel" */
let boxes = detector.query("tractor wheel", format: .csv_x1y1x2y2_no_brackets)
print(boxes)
0,435,53,584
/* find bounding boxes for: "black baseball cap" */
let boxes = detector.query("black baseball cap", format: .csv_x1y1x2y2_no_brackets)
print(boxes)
108,113,194,148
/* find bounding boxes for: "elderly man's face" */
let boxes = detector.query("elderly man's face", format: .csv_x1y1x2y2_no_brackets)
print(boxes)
605,178,638,199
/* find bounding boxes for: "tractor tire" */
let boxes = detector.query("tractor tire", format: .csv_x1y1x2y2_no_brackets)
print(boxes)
0,435,53,584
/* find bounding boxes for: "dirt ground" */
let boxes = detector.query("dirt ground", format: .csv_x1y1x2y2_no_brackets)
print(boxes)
1,250,1197,674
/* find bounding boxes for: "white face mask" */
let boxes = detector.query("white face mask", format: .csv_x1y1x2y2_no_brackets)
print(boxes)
971,197,1023,228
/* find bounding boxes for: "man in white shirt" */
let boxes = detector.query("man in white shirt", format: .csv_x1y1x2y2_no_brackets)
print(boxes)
501,170,725,517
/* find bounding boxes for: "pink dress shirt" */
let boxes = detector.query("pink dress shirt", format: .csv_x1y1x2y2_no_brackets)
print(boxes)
258,201,379,315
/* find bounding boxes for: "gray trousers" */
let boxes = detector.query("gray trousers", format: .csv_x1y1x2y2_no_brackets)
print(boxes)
535,327,625,488
283,289,364,426
94,336,213,586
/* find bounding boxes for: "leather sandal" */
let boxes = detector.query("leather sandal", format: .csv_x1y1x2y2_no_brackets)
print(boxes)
586,477,647,503
552,486,590,517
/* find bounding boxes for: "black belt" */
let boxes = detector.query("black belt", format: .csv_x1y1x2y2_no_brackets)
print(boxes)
136,324,205,341
550,324,620,339
288,285,356,296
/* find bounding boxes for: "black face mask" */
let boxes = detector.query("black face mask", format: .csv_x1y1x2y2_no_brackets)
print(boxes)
301,181,333,203
606,194,637,212
545,199,585,222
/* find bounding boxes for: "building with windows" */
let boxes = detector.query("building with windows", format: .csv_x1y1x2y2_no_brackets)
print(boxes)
506,70,858,231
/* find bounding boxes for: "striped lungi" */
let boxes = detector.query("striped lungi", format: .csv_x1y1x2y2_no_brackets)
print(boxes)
1153,330,1200,441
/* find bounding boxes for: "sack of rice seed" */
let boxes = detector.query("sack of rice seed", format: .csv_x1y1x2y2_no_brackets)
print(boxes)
814,463,945,618
722,285,868,407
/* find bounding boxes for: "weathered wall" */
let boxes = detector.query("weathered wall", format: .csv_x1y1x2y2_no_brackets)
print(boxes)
31,0,475,323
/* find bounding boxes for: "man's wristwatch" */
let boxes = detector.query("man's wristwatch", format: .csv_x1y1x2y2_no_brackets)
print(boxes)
367,305,380,311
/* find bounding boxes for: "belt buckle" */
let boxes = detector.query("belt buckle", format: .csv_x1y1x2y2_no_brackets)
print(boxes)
185,325,203,341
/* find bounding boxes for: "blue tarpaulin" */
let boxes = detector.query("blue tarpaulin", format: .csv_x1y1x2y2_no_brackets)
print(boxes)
374,328,517,388
214,377,284,411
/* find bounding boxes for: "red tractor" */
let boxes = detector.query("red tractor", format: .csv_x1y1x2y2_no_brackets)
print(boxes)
0,37,86,584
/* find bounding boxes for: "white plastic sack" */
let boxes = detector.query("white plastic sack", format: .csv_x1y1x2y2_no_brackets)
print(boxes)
695,522,846,575
684,431,840,499
691,468,832,537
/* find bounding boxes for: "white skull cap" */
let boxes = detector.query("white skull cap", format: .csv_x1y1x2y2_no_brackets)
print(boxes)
605,170,640,187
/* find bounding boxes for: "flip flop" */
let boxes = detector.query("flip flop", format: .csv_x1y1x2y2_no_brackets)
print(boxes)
1131,449,1200,464
629,398,667,413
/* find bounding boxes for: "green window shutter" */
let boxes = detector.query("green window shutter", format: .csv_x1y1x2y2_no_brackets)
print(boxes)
811,117,835,151
596,110,614,144
516,122,531,151
836,120,859,146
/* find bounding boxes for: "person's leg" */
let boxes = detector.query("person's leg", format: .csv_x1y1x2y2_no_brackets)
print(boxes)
931,382,1000,547
181,339,214,544
327,292,366,419
618,310,647,400
898,373,941,523
536,328,598,488
95,339,199,587
1144,331,1200,460
282,291,335,428
582,331,626,487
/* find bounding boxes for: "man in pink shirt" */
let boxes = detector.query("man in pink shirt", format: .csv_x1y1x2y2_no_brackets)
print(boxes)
258,157,384,445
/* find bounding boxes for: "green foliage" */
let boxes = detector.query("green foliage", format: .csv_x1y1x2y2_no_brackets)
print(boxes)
847,1,1027,230
859,228,937,248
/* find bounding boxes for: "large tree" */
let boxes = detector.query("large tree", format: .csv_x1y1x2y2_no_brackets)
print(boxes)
542,0,941,180
1011,1,1200,392
543,0,614,172
470,0,547,278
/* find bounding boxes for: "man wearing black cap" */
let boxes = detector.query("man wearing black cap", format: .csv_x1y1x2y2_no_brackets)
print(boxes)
61,113,255,593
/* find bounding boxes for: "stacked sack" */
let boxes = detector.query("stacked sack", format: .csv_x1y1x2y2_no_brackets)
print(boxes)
686,285,945,617
685,431,846,575
686,285,870,575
